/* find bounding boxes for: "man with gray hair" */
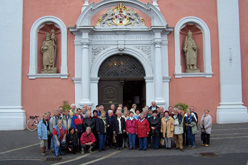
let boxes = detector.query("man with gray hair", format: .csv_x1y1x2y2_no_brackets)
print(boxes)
49,110,62,152
69,104,76,117
149,101,159,111
80,127,96,154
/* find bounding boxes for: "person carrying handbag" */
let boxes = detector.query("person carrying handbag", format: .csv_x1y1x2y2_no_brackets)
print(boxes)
200,109,212,147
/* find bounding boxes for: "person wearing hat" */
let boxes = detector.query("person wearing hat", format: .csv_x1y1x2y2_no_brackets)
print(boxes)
149,110,161,149
161,110,174,149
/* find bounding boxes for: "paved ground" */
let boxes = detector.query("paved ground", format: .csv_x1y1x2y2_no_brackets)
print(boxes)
0,123,247,165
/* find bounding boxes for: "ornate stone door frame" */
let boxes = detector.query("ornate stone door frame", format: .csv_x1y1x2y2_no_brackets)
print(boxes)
70,0,172,109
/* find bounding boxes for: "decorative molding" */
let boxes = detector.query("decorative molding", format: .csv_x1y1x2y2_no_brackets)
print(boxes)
174,72,213,78
136,46,151,60
28,16,68,79
28,73,68,79
174,16,212,78
92,46,109,62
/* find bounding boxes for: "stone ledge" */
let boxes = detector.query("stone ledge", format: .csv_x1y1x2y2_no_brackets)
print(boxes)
174,72,213,78
28,73,69,79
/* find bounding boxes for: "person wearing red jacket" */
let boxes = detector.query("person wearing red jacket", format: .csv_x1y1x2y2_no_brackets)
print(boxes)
126,111,137,149
136,113,150,151
80,127,96,154
71,108,84,151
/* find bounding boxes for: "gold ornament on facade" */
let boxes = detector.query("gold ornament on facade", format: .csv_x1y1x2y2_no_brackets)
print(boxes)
96,3,145,27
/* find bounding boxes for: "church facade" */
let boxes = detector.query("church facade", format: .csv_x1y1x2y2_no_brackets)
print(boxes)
0,0,248,130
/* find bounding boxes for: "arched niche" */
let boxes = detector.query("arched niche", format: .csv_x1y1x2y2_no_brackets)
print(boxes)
28,16,68,79
174,16,213,78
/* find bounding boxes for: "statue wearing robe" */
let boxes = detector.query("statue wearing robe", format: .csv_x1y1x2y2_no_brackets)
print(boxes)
41,29,57,73
183,30,200,72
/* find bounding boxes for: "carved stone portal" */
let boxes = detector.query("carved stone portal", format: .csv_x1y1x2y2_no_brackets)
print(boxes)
96,3,145,27
41,29,57,73
183,30,200,73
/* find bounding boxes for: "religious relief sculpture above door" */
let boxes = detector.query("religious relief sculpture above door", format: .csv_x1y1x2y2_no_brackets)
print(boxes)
96,3,145,27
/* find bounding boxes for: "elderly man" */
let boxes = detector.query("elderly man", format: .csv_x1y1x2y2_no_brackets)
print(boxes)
71,108,84,151
81,107,87,118
190,106,198,123
80,127,96,154
83,111,95,133
58,106,64,118
38,113,49,156
69,104,76,117
53,120,67,156
149,101,159,111
50,110,62,152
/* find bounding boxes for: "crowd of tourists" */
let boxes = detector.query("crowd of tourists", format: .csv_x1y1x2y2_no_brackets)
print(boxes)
37,102,213,156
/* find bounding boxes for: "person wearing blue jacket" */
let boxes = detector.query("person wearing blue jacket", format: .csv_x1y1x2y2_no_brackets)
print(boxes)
37,113,49,156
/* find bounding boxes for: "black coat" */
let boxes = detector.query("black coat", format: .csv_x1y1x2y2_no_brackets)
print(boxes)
83,117,95,132
106,115,116,134
149,116,161,137
113,117,126,134
66,133,78,147
96,118,106,134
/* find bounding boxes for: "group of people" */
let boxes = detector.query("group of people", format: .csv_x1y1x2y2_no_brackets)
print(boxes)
37,102,213,157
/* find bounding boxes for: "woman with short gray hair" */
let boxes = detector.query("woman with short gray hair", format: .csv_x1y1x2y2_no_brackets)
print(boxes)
113,111,126,150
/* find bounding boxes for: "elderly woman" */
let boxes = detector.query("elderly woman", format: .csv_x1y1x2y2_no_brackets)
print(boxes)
37,113,49,156
134,109,140,120
173,108,184,151
106,110,116,148
161,111,174,149
200,109,212,147
130,104,137,113
53,120,67,156
80,127,96,154
126,111,137,149
113,111,126,150
136,113,150,150
184,108,198,149
66,127,78,154
96,111,107,151
122,110,129,148
149,110,161,149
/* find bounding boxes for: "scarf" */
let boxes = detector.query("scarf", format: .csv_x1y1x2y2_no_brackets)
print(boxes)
99,116,107,133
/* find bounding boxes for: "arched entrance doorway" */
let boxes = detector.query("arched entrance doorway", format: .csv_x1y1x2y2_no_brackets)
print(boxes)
98,54,146,110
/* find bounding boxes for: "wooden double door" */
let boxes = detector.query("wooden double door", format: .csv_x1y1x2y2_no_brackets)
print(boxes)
98,79,145,110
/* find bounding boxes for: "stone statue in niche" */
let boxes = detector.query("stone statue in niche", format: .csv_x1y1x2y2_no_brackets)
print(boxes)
41,29,57,73
183,30,200,73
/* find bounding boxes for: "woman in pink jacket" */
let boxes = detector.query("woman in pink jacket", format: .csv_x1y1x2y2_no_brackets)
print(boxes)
126,111,137,149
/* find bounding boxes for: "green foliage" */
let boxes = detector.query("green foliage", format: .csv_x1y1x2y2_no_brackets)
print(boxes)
174,103,188,113
62,101,71,112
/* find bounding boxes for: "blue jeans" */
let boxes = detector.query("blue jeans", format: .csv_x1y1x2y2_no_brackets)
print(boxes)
139,137,147,150
187,127,195,147
98,134,107,150
152,136,160,149
128,134,136,149
54,139,66,156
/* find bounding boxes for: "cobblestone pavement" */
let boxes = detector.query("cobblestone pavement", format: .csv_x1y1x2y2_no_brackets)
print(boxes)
0,123,247,165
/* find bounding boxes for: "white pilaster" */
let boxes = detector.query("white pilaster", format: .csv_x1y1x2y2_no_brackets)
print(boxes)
217,0,248,123
153,31,165,106
0,0,26,130
80,31,92,106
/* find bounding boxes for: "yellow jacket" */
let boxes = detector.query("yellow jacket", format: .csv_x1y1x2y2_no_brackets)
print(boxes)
161,116,175,138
